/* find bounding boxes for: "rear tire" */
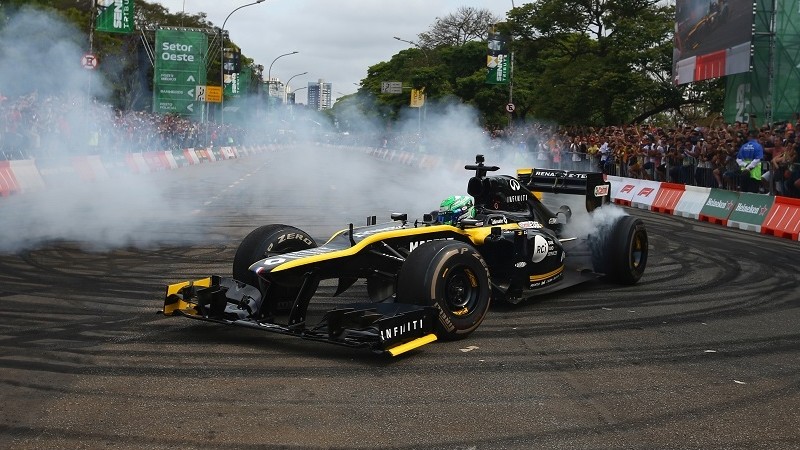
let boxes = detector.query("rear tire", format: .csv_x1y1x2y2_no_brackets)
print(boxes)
396,241,491,340
233,225,318,311
589,215,648,284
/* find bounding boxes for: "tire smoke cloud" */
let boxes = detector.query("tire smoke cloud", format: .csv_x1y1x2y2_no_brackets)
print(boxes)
0,7,576,254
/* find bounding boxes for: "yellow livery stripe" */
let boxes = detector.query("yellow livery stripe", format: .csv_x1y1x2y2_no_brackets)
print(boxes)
272,224,521,272
165,277,213,297
529,265,564,282
386,333,438,356
163,277,212,315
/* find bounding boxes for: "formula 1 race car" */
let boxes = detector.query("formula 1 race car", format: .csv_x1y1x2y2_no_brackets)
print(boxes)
682,0,730,51
162,155,648,356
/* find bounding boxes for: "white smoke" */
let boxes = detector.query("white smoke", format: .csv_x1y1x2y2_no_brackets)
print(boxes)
563,200,629,238
0,7,556,254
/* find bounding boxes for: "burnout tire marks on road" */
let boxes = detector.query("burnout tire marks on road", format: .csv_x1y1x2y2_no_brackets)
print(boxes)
1,149,799,449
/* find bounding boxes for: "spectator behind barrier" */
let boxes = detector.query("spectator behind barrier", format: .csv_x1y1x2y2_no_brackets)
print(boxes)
736,129,765,193
4,91,800,200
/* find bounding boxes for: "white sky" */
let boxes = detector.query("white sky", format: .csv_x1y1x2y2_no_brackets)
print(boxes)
154,1,519,104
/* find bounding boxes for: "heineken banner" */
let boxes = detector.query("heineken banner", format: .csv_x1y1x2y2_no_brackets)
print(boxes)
153,29,207,118
727,192,774,231
699,189,739,223
486,29,509,85
96,0,134,34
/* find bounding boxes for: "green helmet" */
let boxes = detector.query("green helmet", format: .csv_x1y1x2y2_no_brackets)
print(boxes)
438,195,475,225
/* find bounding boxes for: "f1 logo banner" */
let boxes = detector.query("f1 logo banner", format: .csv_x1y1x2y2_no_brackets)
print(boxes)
153,29,208,118
96,0,134,34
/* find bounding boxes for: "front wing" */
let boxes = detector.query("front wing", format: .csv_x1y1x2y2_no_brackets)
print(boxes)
161,276,438,356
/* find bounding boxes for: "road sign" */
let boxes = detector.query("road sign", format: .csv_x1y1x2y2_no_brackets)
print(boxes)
381,81,403,94
195,85,206,101
505,102,515,113
81,54,98,70
153,29,207,118
205,86,222,103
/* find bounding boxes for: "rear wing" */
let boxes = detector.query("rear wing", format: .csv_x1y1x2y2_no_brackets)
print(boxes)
516,168,611,211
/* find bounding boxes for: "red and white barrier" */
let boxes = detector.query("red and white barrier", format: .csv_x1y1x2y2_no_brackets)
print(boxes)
650,183,685,215
72,155,110,181
630,180,663,210
125,153,151,174
219,146,237,160
183,149,201,165
195,148,216,163
674,185,711,220
163,151,180,169
0,161,19,196
608,176,640,206
761,196,800,240
8,160,46,192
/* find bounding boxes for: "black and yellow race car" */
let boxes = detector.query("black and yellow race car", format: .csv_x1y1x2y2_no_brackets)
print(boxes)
161,155,648,356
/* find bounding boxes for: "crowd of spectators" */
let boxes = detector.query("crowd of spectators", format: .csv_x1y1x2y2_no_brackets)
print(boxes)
494,121,800,198
0,93,254,160
3,92,799,198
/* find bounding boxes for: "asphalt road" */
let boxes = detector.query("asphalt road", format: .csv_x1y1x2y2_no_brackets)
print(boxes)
1,149,799,449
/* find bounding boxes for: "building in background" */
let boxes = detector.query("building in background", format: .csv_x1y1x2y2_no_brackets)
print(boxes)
307,79,332,110
265,77,285,105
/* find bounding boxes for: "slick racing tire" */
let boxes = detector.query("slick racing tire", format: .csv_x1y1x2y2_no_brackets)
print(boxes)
233,224,318,312
396,241,491,341
589,215,648,285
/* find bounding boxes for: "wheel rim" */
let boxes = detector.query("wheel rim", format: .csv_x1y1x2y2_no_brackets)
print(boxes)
444,266,480,315
630,231,647,269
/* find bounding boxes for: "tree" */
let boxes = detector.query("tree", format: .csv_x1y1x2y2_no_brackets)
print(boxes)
505,0,717,125
0,0,258,111
351,2,728,129
417,6,501,48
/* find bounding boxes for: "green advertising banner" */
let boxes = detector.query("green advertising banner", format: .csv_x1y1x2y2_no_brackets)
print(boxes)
486,30,509,85
224,72,240,97
96,0,134,34
724,73,752,125
153,29,207,118
699,189,740,222
724,0,800,126
225,66,253,99
727,193,775,227
772,0,800,123
239,66,252,96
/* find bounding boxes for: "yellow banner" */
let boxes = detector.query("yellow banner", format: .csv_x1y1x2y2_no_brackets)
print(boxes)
410,88,425,108
205,86,223,103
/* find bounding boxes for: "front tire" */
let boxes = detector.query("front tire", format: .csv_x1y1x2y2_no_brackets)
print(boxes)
396,241,491,340
589,215,648,284
232,225,318,311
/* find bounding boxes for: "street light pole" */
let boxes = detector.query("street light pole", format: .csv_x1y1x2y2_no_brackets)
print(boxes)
284,71,308,104
220,0,265,124
393,36,428,137
393,36,429,63
267,51,299,112
292,86,308,95
508,0,516,128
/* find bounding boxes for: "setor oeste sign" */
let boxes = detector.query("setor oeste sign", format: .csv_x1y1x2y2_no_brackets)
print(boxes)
161,42,196,62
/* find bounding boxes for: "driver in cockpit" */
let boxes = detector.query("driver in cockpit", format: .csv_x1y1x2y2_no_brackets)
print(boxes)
436,195,475,225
